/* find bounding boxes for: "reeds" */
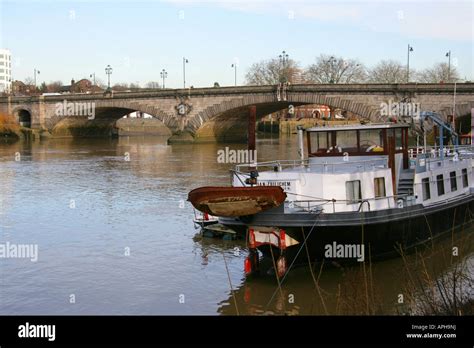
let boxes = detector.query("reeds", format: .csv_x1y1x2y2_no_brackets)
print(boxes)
0,113,21,138
398,232,474,315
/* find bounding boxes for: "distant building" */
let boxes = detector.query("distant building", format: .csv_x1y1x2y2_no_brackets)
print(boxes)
0,48,12,93
60,79,103,94
124,111,153,119
12,80,35,95
265,104,332,121
294,104,332,119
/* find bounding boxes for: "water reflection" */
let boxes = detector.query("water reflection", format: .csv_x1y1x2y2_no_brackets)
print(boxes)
217,230,474,315
0,135,472,315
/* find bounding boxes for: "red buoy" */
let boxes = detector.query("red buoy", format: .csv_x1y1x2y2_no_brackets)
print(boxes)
279,229,286,249
244,257,252,275
248,228,256,249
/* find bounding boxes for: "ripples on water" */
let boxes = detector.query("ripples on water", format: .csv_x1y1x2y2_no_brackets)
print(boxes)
0,135,472,315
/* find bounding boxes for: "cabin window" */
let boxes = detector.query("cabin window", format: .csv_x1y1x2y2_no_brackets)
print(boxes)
436,174,445,196
422,178,431,200
336,130,358,153
374,177,386,198
359,129,384,152
450,171,457,191
346,180,361,203
395,128,403,150
462,168,469,188
309,131,334,154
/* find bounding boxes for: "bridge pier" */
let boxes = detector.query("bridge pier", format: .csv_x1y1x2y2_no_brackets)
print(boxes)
168,131,195,144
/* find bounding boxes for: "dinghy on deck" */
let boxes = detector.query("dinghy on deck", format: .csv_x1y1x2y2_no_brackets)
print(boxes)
187,186,287,217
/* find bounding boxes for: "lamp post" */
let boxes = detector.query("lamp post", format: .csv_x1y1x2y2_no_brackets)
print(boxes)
279,50,289,83
34,68,40,87
326,56,337,83
446,51,451,82
90,73,96,86
183,57,189,88
406,44,413,82
105,65,112,90
160,69,168,88
231,63,237,86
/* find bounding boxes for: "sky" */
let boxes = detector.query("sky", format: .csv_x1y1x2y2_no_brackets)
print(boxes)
0,0,473,88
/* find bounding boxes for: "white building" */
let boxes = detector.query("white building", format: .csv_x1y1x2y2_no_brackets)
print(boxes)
0,49,12,93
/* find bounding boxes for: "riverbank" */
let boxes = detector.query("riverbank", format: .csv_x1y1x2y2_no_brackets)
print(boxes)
0,114,21,139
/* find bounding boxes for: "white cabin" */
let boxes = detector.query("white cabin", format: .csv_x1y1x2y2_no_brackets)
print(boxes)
233,123,472,214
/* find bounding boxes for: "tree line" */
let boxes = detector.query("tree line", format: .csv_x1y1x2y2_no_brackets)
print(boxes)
245,54,463,85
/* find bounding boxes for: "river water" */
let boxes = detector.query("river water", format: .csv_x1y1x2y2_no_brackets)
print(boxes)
0,135,472,315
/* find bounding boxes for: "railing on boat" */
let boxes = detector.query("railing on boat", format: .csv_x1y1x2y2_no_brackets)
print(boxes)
231,145,473,214
284,172,471,214
235,146,474,174
284,193,416,214
235,158,389,174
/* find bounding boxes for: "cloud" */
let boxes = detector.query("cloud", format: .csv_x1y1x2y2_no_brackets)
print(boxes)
162,0,474,41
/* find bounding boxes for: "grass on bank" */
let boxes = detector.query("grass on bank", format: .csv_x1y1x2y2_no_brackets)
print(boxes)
0,113,21,138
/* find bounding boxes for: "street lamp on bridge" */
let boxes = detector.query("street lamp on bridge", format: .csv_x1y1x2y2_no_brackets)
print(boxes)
279,50,289,83
279,50,289,65
105,65,113,91
406,44,414,83
90,73,96,86
446,50,451,82
183,57,189,88
160,69,168,89
231,63,237,86
326,56,337,84
34,69,40,88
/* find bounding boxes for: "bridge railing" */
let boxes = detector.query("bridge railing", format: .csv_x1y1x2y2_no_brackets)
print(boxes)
2,82,474,103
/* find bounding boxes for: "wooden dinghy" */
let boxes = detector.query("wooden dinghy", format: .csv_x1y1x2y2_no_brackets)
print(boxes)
188,186,287,217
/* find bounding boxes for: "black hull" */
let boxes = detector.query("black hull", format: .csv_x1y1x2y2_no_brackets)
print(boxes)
220,194,474,264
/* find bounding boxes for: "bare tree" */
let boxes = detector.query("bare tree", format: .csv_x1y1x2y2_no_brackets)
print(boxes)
245,58,301,85
39,82,47,92
417,62,460,83
46,81,63,92
129,82,141,90
304,54,366,83
367,60,407,83
24,77,35,86
112,83,129,91
146,81,161,89
94,78,107,89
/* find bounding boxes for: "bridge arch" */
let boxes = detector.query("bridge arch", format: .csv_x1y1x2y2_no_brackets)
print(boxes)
439,100,474,119
11,107,33,128
45,99,177,133
187,92,378,138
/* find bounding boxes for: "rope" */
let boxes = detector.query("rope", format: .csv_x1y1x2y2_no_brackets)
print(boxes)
301,226,328,314
268,241,286,313
264,212,321,311
222,252,240,315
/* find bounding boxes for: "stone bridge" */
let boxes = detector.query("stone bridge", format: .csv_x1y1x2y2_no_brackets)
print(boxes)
1,83,473,142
